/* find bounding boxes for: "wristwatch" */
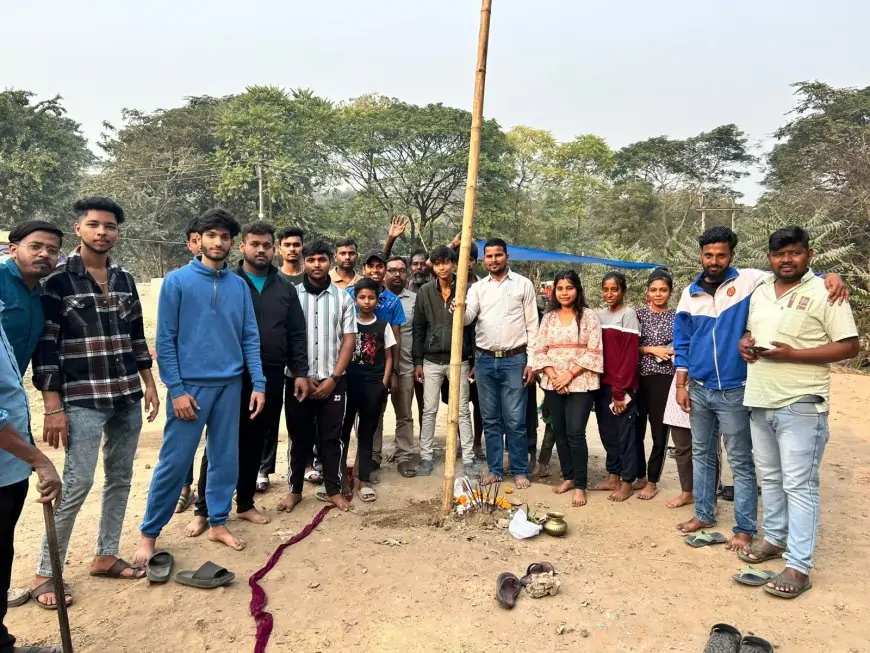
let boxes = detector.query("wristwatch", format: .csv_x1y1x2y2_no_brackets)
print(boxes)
330,373,341,383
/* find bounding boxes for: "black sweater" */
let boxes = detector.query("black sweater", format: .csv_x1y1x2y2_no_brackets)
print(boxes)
235,263,308,377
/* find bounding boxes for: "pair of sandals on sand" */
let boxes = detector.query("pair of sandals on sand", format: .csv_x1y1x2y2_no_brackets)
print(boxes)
685,531,812,599
145,551,235,589
705,624,773,652
495,562,555,609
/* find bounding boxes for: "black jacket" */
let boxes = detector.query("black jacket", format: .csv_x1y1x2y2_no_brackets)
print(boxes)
235,263,308,377
412,280,475,365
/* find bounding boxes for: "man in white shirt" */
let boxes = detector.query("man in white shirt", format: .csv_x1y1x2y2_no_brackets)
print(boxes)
463,239,538,488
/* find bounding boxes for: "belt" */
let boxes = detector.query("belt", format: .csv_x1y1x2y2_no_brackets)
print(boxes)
477,345,527,358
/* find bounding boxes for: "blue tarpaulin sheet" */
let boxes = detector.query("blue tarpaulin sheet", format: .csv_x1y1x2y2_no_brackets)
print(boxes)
474,241,662,270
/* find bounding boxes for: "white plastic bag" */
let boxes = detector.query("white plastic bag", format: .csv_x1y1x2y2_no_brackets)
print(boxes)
508,508,542,539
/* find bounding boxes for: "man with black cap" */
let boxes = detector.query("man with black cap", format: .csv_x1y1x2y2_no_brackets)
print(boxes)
0,220,64,374
347,249,406,470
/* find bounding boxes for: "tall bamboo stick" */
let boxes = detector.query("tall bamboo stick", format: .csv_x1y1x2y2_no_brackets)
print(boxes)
442,0,493,514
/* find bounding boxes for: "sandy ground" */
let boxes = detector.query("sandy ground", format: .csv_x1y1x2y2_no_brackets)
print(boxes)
6,285,870,652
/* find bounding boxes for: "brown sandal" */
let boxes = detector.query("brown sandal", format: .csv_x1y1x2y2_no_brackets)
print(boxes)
89,558,146,579
31,579,73,610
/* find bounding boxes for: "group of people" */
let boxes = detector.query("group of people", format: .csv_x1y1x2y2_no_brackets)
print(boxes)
0,199,860,651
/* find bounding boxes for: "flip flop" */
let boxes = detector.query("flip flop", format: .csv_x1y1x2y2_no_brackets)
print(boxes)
738,543,784,564
520,561,555,585
703,623,741,653
315,485,330,503
89,558,146,579
685,531,728,548
359,487,377,503
762,572,813,599
31,580,73,611
175,491,196,514
495,572,522,609
12,646,63,652
174,561,235,589
732,566,776,587
304,469,322,484
7,587,30,608
146,550,174,584
739,635,775,652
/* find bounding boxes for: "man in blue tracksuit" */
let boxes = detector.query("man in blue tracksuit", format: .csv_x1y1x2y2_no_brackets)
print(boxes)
673,226,846,552
134,208,265,563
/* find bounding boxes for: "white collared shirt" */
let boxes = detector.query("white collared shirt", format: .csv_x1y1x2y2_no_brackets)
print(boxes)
464,269,538,351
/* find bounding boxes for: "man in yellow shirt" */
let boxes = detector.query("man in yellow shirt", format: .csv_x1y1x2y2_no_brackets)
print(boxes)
739,226,859,599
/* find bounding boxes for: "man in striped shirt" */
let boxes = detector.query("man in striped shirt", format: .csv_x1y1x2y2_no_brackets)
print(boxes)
277,240,356,513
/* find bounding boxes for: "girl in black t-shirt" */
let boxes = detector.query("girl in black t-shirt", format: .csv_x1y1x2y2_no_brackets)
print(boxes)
340,278,396,502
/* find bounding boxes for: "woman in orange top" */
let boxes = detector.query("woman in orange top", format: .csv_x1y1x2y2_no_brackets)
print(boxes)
530,270,603,507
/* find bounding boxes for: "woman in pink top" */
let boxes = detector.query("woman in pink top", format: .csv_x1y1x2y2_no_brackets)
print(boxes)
530,270,603,507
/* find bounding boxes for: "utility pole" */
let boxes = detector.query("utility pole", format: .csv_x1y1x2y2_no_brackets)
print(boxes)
730,196,736,232
441,0,493,515
256,163,265,219
699,193,706,232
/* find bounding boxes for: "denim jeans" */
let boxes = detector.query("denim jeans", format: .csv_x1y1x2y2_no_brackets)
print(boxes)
474,352,529,477
37,402,142,577
421,361,474,464
750,403,829,575
688,383,757,534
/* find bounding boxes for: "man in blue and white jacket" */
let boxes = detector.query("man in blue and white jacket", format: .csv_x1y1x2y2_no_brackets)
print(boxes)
673,226,847,553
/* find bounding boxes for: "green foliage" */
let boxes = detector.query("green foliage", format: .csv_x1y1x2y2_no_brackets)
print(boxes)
92,95,228,277
0,90,93,226
333,94,512,250
215,86,336,226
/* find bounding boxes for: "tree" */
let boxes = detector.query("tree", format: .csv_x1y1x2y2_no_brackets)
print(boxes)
215,86,336,226
92,95,228,276
766,81,870,243
334,94,512,250
609,125,756,258
0,90,93,225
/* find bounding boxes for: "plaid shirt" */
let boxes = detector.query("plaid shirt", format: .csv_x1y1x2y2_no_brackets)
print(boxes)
33,250,152,409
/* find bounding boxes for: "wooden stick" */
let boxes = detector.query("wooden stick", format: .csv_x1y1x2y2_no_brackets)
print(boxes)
442,0,494,515
43,502,74,652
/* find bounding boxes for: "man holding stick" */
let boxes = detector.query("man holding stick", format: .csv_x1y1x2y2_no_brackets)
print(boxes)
0,321,63,653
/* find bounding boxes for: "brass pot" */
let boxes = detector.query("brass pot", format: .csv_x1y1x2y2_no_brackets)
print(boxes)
542,511,568,537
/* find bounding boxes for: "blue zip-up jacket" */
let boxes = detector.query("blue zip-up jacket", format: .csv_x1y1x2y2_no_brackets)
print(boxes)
157,257,265,399
673,267,768,391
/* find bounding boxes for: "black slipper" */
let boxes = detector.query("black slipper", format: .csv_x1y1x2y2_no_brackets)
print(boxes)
520,562,555,585
495,572,522,609
174,561,235,589
146,550,174,583
704,623,741,653
739,635,774,652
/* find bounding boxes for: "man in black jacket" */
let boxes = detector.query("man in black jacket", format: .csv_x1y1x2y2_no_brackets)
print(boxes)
186,221,308,535
412,246,478,477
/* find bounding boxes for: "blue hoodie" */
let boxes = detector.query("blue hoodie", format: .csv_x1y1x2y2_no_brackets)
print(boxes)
157,257,265,398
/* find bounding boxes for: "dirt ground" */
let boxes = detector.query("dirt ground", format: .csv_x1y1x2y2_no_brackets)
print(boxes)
6,284,870,652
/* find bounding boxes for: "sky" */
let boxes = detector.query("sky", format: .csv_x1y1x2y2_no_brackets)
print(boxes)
2,0,868,202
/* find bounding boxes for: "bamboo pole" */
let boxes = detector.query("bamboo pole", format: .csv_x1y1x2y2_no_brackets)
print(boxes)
442,0,493,514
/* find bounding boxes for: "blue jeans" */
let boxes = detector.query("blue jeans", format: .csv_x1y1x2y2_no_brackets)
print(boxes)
37,403,142,577
688,383,757,534
750,403,829,575
475,352,529,477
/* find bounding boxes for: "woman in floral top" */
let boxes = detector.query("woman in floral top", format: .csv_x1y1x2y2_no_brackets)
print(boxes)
634,267,677,501
530,270,603,507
